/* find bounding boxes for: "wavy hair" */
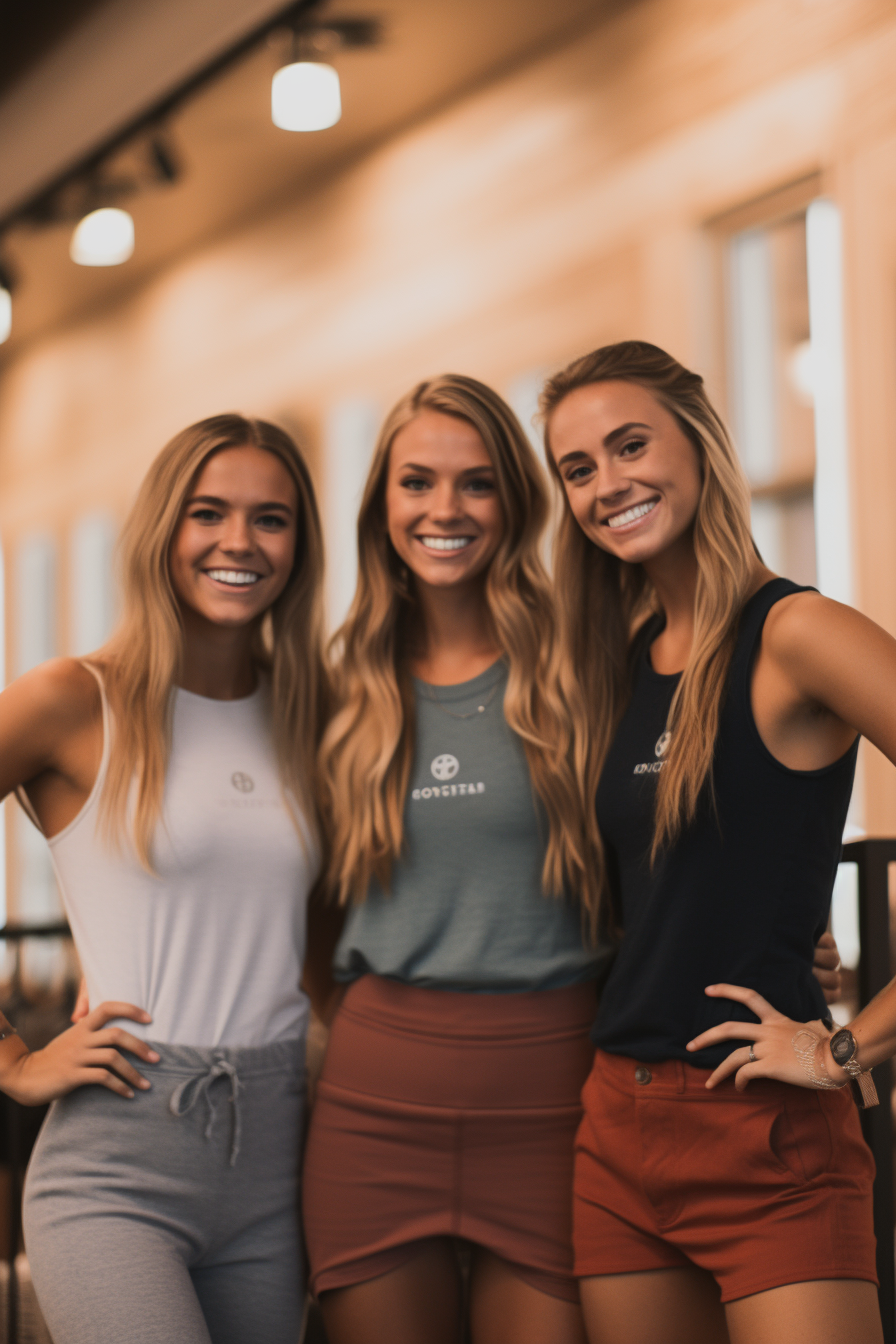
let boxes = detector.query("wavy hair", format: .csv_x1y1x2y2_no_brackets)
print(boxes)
93,413,327,867
320,374,597,921
540,341,757,905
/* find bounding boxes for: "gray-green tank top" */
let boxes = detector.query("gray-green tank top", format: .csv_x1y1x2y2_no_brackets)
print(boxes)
333,660,603,992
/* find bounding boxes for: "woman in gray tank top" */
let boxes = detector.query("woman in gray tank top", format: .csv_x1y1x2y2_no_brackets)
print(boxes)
0,414,327,1344
302,374,607,1344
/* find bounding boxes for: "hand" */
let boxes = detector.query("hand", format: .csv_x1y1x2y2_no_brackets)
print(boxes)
71,976,90,1022
0,1002,159,1106
686,984,834,1092
812,931,842,1004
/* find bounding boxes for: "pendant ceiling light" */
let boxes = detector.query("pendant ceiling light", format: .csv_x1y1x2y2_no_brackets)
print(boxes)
70,207,135,266
271,60,341,131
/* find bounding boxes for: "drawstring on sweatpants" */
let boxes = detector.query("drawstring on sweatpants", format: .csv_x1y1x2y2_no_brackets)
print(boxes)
169,1055,243,1166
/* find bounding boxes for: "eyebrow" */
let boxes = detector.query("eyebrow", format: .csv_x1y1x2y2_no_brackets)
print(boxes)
397,462,495,477
187,494,294,513
556,421,652,467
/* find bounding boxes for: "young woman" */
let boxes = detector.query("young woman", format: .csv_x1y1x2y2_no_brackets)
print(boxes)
541,340,885,1344
0,414,326,1344
302,374,604,1344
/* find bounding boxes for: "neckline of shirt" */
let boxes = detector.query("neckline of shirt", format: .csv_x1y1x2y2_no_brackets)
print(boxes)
413,657,507,705
174,682,264,707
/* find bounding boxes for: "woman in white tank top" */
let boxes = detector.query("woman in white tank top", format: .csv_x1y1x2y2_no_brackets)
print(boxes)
0,414,327,1344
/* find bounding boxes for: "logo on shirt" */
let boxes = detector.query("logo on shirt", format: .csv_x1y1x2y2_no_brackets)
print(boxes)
431,754,459,781
633,732,672,776
412,752,485,801
231,772,255,793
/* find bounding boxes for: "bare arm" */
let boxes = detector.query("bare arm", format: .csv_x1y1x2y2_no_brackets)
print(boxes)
0,659,156,1102
686,595,896,1089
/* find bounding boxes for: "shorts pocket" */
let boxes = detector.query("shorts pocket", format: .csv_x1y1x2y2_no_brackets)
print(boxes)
768,1090,833,1184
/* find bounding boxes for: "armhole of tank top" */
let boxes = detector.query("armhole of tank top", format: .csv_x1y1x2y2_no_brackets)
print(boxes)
736,579,855,776
31,662,113,848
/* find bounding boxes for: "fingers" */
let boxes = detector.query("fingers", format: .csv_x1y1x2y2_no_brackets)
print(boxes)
82,1066,136,1100
70,977,90,1023
702,1047,751,1089
703,984,782,1022
85,1002,152,1030
95,1028,159,1064
92,1048,151,1091
813,936,841,971
686,1020,759,1052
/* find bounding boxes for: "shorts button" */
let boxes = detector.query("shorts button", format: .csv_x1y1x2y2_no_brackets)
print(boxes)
634,1065,652,1085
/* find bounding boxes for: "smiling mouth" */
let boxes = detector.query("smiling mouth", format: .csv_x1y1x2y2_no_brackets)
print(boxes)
416,536,474,552
605,499,659,530
204,569,263,587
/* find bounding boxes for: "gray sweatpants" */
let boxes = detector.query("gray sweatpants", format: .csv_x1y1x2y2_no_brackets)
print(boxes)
22,1038,305,1344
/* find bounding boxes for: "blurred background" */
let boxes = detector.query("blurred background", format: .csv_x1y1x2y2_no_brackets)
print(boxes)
0,0,896,1334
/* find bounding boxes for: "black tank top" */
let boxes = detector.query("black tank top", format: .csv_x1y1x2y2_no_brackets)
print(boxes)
593,578,858,1066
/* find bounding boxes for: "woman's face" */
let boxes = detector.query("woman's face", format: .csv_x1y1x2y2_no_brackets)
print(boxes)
384,410,504,592
549,380,703,566
169,444,298,629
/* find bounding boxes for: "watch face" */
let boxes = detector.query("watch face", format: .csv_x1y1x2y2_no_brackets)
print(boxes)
830,1029,857,1066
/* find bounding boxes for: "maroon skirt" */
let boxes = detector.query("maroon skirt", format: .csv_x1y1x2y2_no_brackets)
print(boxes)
303,974,596,1302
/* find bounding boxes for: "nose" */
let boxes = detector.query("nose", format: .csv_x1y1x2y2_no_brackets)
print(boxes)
220,512,254,555
596,457,632,507
429,482,465,523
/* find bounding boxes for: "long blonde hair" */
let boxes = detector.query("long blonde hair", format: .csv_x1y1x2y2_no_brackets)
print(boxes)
541,341,757,904
321,374,596,917
94,413,327,867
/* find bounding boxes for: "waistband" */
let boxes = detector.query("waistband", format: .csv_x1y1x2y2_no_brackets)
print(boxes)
143,1036,305,1079
593,1048,800,1101
342,975,597,1042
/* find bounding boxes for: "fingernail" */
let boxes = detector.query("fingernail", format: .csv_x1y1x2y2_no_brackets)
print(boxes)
125,1089,135,1099
147,1051,160,1062
140,1080,151,1089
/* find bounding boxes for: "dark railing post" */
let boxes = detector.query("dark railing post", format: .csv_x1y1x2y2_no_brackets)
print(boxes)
842,839,896,1344
0,920,72,1344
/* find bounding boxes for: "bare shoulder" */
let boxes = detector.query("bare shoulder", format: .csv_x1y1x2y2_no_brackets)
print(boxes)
759,590,896,701
2,658,102,734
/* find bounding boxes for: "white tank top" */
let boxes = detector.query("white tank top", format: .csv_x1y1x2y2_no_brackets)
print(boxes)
32,670,316,1048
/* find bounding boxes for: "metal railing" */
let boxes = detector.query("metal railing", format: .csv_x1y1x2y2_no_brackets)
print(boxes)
842,839,896,1344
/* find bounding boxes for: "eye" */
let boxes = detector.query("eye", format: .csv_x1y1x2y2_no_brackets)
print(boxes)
400,475,430,492
464,475,495,494
189,507,222,524
256,512,290,531
619,437,647,457
564,463,593,484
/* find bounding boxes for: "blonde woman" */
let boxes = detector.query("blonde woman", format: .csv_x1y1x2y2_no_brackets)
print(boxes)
302,374,606,1344
0,415,326,1344
542,341,883,1344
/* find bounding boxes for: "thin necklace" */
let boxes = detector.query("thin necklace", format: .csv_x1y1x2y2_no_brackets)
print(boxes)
424,675,502,720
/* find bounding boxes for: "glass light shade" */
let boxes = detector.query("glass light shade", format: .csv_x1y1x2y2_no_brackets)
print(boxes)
0,288,10,344
271,62,341,132
70,208,135,266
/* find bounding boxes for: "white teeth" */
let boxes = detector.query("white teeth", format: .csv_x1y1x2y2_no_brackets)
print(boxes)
606,500,658,530
419,536,472,551
206,569,261,586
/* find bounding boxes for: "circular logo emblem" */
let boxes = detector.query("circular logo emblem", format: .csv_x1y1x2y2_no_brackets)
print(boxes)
231,771,255,793
431,754,459,781
654,732,671,760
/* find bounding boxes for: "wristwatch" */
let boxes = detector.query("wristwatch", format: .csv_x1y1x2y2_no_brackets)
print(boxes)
829,1028,879,1109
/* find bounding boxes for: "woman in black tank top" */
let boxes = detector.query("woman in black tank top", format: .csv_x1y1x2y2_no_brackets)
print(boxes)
540,341,893,1344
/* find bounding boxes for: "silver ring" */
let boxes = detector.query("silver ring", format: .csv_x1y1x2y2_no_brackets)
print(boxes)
748,1044,757,1063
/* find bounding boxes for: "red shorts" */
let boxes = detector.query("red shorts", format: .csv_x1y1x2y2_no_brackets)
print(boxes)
573,1049,878,1303
303,975,596,1303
